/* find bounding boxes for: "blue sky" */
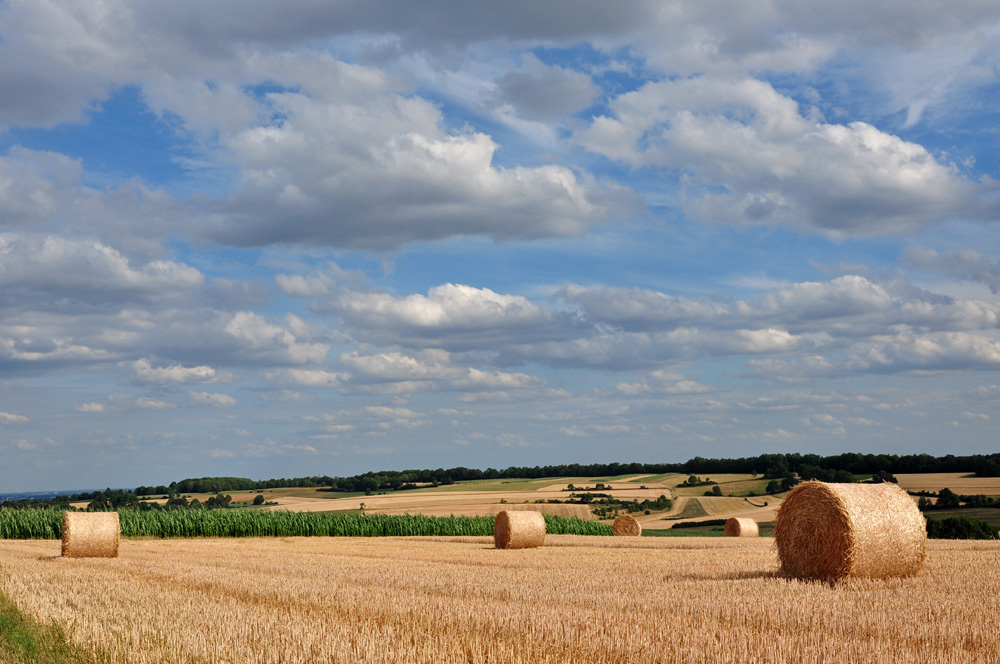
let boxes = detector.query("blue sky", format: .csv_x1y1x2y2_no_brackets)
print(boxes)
2,1,1000,492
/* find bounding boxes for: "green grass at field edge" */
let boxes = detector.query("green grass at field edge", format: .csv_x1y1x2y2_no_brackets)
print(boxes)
0,590,105,664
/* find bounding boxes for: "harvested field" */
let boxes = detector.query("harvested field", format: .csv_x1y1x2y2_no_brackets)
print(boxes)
268,493,594,520
1,537,997,663
667,474,770,497
895,473,1000,496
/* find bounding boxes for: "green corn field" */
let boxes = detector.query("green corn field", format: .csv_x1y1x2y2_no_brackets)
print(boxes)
0,508,612,539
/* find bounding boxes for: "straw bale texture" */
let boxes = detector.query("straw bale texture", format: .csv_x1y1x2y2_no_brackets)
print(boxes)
62,512,120,558
612,514,641,536
723,517,758,537
774,481,926,580
493,510,545,549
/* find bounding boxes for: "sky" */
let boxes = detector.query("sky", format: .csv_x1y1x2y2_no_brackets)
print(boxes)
2,1,1000,492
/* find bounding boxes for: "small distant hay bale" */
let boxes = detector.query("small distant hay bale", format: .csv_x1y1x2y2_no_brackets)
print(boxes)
724,517,758,537
774,481,926,581
61,512,120,558
493,510,545,549
612,514,642,536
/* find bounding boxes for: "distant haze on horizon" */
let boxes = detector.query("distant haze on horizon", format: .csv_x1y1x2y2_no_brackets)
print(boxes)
2,2,1000,493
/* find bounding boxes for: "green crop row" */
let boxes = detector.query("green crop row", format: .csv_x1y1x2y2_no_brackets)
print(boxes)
0,508,62,540
0,508,611,539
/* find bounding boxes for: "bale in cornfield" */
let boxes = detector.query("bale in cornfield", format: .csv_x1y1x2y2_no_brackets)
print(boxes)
724,517,758,538
612,514,641,536
62,512,120,558
493,510,545,549
774,481,926,581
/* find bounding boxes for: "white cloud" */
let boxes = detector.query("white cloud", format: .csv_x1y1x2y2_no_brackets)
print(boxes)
268,368,348,388
127,359,221,385
200,72,639,250
340,349,458,382
848,330,1000,372
903,246,1000,294
0,232,202,306
224,312,329,365
275,273,336,298
189,392,237,408
576,77,986,237
0,411,28,424
326,283,580,350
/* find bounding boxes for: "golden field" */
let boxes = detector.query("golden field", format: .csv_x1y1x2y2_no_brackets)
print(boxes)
103,472,995,535
894,473,1000,496
127,474,784,532
1,536,998,663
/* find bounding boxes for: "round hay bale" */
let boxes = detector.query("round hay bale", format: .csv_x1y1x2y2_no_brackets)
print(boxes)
62,511,120,558
493,510,545,549
724,517,758,537
612,514,642,536
774,481,926,581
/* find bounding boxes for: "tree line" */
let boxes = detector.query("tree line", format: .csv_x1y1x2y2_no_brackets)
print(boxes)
135,451,999,496
4,451,998,510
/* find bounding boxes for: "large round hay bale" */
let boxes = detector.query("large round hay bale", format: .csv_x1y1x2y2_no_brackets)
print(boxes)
612,514,641,536
774,481,926,581
62,512,120,558
724,517,758,537
493,510,545,549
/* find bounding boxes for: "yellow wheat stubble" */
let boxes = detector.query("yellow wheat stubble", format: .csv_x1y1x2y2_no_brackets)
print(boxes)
0,537,997,663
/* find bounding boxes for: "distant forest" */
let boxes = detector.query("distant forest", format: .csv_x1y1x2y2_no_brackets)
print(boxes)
130,451,1000,497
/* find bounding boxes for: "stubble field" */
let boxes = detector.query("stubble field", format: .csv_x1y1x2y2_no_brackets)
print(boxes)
1,536,998,663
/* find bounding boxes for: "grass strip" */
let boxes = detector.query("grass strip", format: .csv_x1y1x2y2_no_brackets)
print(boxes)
0,590,101,664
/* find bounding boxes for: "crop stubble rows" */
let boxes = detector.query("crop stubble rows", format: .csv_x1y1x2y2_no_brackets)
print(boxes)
0,537,998,663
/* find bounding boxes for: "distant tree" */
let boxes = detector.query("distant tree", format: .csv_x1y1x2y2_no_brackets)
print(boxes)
937,488,961,509
868,470,898,484
927,516,999,540
252,494,265,506
204,493,232,509
779,473,799,492
832,469,857,483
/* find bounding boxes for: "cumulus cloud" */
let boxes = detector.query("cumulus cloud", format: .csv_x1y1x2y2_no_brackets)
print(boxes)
0,305,333,375
223,312,329,365
305,405,430,435
105,395,175,411
601,78,990,235
848,330,1000,373
0,150,183,258
127,359,222,385
189,391,238,407
562,276,1000,339
203,82,639,249
903,245,1000,294
267,368,348,388
0,411,28,424
491,54,600,121
0,233,202,309
335,349,546,396
325,283,582,349
575,77,991,237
